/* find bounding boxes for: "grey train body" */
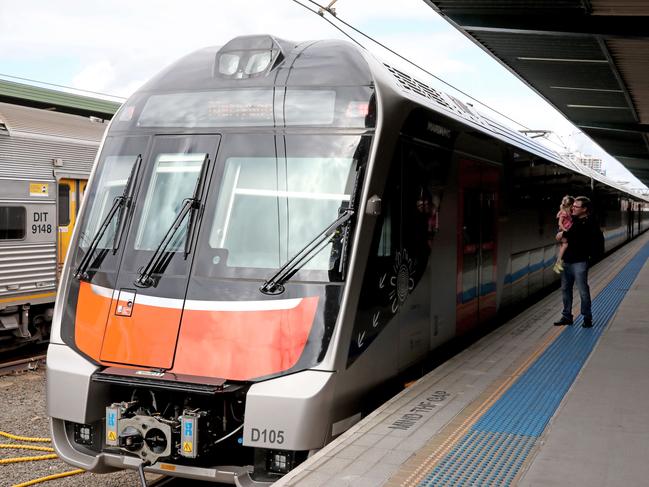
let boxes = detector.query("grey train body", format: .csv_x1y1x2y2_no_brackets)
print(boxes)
0,103,103,351
46,35,649,485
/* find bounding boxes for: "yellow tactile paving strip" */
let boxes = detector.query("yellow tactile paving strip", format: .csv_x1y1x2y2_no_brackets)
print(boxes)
386,232,649,487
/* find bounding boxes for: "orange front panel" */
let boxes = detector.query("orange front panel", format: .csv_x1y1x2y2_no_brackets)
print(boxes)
75,282,112,359
100,301,182,368
171,297,319,380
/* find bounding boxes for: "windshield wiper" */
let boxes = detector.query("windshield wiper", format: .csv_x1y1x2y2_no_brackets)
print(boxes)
259,208,355,295
134,155,210,288
74,155,142,281
113,155,142,251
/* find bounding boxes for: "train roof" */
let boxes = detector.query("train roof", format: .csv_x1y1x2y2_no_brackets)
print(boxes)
136,35,372,94
127,34,648,203
375,63,649,203
0,78,120,119
0,102,107,144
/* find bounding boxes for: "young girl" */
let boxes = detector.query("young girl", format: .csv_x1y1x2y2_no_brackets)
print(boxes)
553,195,574,273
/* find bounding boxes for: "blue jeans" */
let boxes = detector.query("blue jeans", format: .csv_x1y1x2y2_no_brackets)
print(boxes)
561,261,592,321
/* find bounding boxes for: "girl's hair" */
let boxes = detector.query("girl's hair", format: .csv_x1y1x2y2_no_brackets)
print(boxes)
560,195,575,212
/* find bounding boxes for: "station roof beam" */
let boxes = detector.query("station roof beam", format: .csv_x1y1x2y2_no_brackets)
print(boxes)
425,0,649,186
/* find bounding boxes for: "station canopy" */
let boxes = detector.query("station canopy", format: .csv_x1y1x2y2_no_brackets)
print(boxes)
426,0,649,186
0,78,120,119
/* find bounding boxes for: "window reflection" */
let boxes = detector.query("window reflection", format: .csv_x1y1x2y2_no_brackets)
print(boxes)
135,154,204,251
209,156,352,270
81,155,138,249
206,135,368,278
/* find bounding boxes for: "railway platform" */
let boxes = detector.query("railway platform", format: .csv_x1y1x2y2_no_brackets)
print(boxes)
274,231,649,487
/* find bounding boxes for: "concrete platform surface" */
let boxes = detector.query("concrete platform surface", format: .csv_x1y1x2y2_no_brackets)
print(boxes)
274,232,649,487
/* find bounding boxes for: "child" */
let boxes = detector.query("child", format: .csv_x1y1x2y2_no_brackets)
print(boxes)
553,195,574,273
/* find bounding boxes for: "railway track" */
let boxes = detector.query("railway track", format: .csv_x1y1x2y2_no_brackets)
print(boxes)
0,354,46,377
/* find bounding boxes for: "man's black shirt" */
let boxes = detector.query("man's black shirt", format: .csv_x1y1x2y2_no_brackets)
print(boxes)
563,215,597,263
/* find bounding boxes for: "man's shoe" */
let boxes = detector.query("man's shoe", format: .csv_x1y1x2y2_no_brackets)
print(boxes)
582,318,593,328
553,317,573,326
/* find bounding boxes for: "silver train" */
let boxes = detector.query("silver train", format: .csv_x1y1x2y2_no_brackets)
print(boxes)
47,35,649,485
0,102,104,352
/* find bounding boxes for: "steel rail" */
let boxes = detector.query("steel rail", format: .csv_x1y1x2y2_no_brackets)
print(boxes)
0,354,46,377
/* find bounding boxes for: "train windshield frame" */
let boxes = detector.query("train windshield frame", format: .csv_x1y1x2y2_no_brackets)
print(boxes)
193,132,371,283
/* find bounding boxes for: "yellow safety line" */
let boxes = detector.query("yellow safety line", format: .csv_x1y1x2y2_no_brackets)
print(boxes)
0,292,56,304
12,469,85,487
398,238,646,486
400,326,562,486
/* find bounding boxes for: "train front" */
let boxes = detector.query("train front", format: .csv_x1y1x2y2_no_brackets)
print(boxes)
46,35,376,484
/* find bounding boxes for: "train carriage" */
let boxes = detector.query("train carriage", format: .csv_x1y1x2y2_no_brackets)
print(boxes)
46,35,649,485
0,102,105,351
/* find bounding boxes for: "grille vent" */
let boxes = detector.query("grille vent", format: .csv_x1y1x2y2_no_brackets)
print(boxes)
385,65,452,109
384,64,488,128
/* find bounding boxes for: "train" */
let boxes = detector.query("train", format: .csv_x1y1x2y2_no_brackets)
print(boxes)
0,101,105,353
47,35,649,485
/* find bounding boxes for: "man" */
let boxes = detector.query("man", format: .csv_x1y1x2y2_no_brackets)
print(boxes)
553,196,596,328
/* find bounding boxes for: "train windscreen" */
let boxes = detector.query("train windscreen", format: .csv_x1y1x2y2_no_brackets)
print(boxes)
196,134,370,282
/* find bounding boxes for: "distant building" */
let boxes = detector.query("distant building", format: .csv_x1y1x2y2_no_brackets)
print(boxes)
563,151,605,176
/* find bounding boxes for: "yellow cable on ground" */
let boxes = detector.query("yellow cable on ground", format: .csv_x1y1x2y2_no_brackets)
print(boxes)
12,469,85,487
0,431,86,485
0,432,50,443
0,454,58,464
0,444,55,452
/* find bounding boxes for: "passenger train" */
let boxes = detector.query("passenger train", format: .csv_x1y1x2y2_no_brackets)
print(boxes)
47,35,649,485
0,102,105,352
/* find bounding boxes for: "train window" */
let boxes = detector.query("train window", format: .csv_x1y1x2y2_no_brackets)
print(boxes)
285,90,336,125
58,184,70,226
285,87,375,128
206,134,368,276
134,153,205,251
0,206,26,240
80,154,139,249
210,155,352,270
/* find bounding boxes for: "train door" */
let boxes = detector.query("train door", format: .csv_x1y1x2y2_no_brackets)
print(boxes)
57,179,76,275
398,141,446,369
98,134,219,369
348,138,448,370
456,160,499,335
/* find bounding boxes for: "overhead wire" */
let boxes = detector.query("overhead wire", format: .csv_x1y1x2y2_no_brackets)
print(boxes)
293,0,531,130
290,0,579,154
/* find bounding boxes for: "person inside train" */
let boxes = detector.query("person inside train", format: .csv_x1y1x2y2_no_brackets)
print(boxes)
553,195,574,273
553,196,594,328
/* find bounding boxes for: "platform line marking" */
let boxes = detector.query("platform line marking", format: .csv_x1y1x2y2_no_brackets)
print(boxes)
399,325,562,487
417,237,649,486
395,234,649,487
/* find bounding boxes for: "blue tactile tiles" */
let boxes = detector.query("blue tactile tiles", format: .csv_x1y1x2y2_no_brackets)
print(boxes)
419,242,649,487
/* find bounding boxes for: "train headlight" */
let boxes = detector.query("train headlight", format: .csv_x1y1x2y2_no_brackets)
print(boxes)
73,423,94,446
215,35,284,79
267,450,294,474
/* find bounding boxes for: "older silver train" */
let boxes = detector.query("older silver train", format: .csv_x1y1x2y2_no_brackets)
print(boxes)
47,35,649,485
0,102,105,352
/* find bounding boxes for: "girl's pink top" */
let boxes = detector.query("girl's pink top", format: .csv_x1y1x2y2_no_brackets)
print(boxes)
557,209,572,231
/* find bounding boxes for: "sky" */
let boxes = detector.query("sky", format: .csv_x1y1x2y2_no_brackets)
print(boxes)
1,0,645,189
